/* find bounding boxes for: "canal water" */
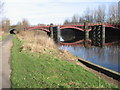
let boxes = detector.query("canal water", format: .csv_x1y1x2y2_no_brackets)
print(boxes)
60,45,120,73
60,29,120,73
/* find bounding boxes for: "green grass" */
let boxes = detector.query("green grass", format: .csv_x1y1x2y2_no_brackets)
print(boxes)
11,36,118,88
0,33,10,41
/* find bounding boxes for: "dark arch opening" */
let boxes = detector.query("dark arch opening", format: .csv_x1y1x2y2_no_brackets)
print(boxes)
60,28,84,43
105,27,120,43
9,29,16,34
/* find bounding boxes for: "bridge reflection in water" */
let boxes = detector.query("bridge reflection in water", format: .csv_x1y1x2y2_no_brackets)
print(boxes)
60,28,120,73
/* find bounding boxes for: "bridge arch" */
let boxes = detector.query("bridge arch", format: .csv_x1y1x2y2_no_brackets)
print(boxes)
60,26,84,31
105,25,120,30
60,26,92,31
9,29,16,34
27,27,50,32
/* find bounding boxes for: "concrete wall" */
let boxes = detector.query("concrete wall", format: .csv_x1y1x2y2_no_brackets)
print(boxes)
78,58,120,81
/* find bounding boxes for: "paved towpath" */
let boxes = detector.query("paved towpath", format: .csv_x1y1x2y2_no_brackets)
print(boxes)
0,34,13,89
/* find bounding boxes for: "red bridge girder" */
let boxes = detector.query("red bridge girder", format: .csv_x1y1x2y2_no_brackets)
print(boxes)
60,26,92,32
60,39,92,45
26,26,50,32
25,23,120,32
60,40,84,45
105,25,120,30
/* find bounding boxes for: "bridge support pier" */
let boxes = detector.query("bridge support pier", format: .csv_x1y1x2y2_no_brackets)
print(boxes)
91,25,105,47
50,24,53,39
53,26,60,44
49,25,60,44
101,25,105,47
84,22,89,47
56,26,60,44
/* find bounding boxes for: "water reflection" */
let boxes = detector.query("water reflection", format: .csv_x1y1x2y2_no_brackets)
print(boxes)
60,28,120,72
60,45,120,73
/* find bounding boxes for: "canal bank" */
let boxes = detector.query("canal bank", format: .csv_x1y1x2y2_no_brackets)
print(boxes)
60,45,120,73
78,58,120,81
11,32,118,88
78,58,120,87
60,45,120,87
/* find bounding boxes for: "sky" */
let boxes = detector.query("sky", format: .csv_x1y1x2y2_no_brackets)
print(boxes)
4,0,120,25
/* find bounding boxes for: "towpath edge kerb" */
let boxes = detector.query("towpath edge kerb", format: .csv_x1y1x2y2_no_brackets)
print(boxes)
78,58,120,81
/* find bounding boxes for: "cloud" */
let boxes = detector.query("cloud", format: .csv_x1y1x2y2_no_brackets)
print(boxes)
59,0,119,3
4,0,119,25
6,0,47,3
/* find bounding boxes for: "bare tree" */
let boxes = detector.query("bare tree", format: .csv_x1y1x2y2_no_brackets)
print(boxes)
83,8,94,23
95,5,106,23
64,18,70,25
15,19,30,33
108,4,118,23
71,14,79,24
63,4,116,24
79,16,85,23
0,0,4,32
16,22,22,33
2,19,11,32
22,19,29,28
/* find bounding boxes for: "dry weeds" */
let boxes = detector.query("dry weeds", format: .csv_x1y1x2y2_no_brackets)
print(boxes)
17,30,77,61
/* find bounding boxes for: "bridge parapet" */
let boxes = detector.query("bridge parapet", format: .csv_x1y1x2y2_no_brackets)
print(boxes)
25,22,120,31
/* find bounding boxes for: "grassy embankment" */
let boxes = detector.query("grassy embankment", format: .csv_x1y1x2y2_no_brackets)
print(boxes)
11,30,117,88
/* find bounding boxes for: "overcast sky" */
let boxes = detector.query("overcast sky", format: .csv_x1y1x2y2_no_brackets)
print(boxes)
4,0,119,25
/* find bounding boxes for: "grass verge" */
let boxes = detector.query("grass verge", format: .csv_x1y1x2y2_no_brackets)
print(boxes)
11,36,118,88
0,33,10,41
